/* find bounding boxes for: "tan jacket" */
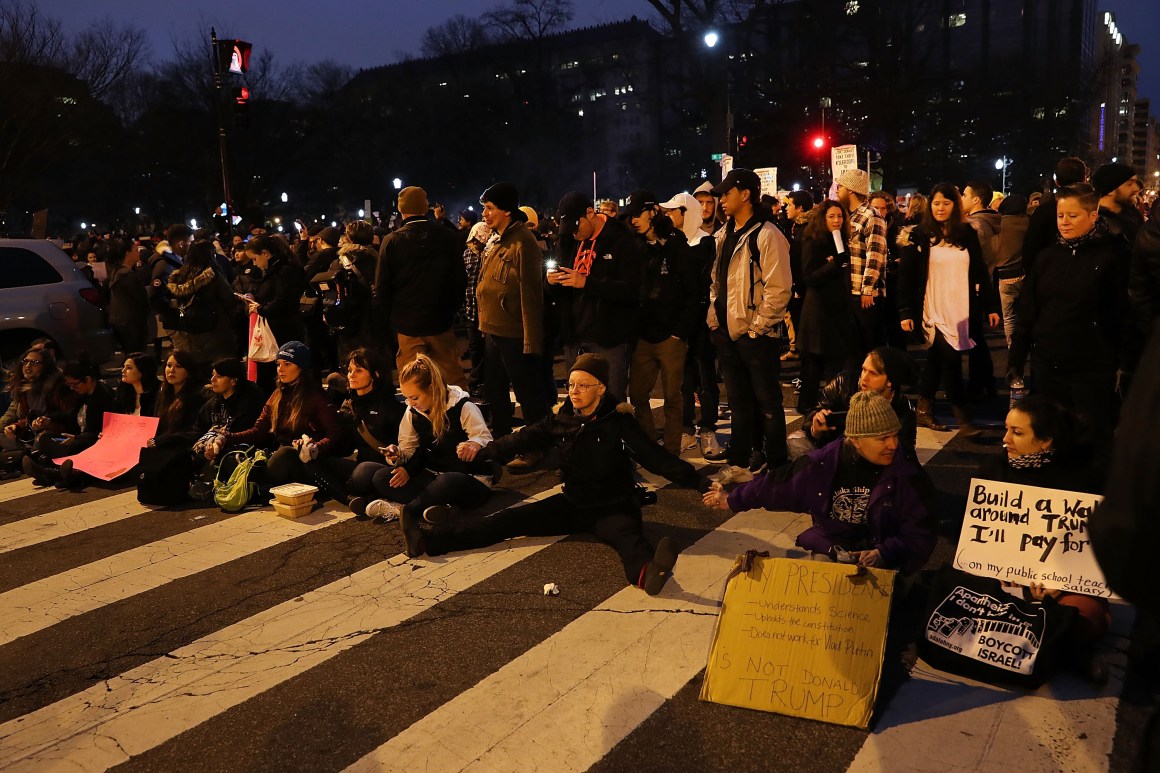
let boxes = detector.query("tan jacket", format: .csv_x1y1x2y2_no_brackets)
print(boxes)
707,219,793,340
476,221,544,355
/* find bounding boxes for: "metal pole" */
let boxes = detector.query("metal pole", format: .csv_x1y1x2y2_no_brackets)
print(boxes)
211,28,234,235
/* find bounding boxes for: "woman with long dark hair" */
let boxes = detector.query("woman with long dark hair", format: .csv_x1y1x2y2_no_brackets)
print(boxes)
211,341,342,488
242,236,307,391
795,200,854,412
151,350,206,442
306,347,404,514
349,353,494,523
898,182,999,436
1,346,72,452
23,356,116,486
104,238,150,356
115,351,159,417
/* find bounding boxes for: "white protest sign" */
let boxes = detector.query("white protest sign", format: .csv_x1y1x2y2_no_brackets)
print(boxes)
754,167,778,198
954,478,1113,598
719,154,734,177
830,144,858,180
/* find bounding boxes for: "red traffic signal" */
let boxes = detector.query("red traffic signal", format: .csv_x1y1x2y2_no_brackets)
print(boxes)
812,135,826,150
233,87,250,106
217,39,252,74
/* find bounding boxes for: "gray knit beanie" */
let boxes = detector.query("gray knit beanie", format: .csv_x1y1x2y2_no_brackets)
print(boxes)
845,391,901,438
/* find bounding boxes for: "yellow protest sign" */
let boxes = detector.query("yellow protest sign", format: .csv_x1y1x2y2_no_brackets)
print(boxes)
699,557,894,729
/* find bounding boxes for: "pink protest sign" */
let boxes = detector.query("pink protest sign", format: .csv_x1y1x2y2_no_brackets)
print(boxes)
54,413,160,481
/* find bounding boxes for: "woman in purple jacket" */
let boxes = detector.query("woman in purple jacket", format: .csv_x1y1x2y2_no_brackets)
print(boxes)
705,391,936,575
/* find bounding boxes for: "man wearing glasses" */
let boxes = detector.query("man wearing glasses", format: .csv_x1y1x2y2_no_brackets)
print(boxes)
397,354,712,595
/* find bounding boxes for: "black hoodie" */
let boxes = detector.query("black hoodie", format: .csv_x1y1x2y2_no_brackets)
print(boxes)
554,216,644,348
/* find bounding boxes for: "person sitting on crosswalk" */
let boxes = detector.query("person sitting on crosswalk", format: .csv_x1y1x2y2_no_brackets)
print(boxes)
350,353,495,524
704,390,935,575
400,354,713,596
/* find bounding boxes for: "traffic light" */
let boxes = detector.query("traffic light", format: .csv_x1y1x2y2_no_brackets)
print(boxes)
217,39,252,74
739,134,749,148
233,86,250,126
812,135,827,151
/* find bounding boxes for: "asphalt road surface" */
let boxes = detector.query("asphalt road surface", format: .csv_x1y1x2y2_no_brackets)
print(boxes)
0,343,1156,772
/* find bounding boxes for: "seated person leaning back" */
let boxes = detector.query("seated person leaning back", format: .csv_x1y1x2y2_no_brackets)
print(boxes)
791,345,918,460
705,390,935,575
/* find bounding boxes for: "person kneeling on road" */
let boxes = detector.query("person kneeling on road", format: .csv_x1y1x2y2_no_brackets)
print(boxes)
705,391,935,575
398,354,714,595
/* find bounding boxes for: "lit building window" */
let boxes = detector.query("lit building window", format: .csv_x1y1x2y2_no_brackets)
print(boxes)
948,13,967,28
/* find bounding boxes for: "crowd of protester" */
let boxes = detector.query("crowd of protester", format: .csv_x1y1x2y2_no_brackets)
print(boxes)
3,155,1157,676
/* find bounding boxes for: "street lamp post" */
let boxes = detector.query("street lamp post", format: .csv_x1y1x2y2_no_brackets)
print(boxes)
995,157,1010,196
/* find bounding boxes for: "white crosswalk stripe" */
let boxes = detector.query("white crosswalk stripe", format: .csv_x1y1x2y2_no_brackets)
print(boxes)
0,413,1137,773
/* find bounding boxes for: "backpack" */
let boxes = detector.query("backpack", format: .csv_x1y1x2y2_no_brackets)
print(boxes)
137,444,195,506
212,446,268,512
316,262,367,334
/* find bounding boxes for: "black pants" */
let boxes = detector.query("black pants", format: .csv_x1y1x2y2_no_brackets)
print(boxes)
1033,361,1116,440
304,456,359,502
711,329,787,466
424,492,654,585
484,333,549,437
349,464,491,519
682,322,720,432
113,323,148,356
967,318,995,395
797,351,843,415
464,317,486,393
849,296,884,366
919,330,966,408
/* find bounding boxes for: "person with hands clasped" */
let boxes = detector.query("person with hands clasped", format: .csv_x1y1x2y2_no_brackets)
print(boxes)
209,341,342,490
348,354,494,524
705,391,935,575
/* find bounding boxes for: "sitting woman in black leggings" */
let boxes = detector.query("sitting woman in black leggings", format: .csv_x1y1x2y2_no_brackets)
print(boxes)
350,354,495,523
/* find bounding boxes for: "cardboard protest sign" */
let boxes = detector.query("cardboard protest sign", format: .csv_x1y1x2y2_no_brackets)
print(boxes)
754,167,778,198
700,557,894,729
830,144,858,179
954,478,1114,599
54,413,159,481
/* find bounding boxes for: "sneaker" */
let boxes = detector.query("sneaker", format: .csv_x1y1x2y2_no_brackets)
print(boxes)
189,479,214,501
681,433,699,452
505,451,543,473
699,430,726,461
641,536,678,595
748,452,767,475
715,465,753,485
399,511,426,557
422,504,454,525
365,499,402,523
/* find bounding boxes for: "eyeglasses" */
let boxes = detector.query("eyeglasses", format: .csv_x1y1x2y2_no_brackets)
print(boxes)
21,359,44,366
566,382,599,393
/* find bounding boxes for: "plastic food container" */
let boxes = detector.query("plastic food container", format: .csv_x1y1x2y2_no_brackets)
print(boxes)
269,483,319,507
270,498,316,518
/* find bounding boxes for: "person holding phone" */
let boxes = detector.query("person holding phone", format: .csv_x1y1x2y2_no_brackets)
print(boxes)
790,346,918,460
349,353,495,523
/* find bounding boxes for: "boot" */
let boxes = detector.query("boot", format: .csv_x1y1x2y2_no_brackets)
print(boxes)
915,398,947,431
952,405,982,439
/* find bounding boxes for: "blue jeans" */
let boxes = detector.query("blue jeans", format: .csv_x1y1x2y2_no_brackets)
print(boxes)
999,277,1023,348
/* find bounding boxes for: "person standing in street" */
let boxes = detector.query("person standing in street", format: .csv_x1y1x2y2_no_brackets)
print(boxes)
707,168,794,476
836,170,888,363
375,185,468,388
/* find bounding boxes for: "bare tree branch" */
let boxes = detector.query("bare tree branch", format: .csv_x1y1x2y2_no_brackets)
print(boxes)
421,15,491,58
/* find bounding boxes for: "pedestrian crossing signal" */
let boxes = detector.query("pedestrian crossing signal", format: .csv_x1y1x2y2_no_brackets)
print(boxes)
218,39,252,74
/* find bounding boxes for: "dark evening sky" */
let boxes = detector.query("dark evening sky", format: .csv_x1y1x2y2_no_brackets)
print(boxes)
49,0,1159,99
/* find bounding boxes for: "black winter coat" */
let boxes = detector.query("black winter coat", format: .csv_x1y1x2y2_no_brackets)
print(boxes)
1009,230,1130,374
106,264,149,331
637,231,702,343
484,394,710,509
897,225,997,335
1128,217,1160,341
339,386,404,462
253,257,307,347
553,216,644,348
375,216,466,336
797,233,853,359
802,371,917,451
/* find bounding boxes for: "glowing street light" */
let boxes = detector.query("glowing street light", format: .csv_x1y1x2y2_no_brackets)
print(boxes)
393,177,403,190
703,31,719,48
133,207,140,215
281,192,288,203
358,209,365,218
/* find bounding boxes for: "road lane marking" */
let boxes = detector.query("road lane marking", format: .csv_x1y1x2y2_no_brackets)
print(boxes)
0,491,146,554
344,509,809,773
0,506,356,646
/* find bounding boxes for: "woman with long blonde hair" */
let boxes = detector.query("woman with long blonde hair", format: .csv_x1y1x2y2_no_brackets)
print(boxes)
351,353,495,523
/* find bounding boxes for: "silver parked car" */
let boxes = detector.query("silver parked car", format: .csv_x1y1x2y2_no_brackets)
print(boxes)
0,239,115,364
